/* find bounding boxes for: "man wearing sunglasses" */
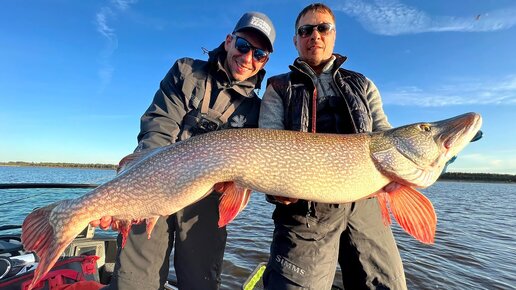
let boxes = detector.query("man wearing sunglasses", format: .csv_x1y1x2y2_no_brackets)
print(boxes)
101,12,275,290
259,3,407,290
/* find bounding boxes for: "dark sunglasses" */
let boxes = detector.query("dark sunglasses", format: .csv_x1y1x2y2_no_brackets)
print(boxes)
297,23,335,38
232,35,270,62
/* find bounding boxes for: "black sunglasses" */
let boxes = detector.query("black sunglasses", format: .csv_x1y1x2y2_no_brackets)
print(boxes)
297,23,335,38
232,35,270,62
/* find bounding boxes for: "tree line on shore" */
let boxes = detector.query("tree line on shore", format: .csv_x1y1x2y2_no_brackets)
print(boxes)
438,172,516,183
1,161,515,183
0,161,116,170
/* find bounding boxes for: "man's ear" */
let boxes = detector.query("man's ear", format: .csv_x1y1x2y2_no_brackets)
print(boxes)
293,35,297,48
224,34,233,51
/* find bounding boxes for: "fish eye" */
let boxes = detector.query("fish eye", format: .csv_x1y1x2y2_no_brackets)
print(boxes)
419,124,431,132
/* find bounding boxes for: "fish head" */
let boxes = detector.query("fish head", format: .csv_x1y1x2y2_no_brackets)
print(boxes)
371,112,482,188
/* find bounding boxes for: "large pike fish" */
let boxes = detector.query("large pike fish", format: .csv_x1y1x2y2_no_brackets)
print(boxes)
21,112,481,289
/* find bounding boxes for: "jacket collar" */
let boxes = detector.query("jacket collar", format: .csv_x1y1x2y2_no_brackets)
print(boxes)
290,53,348,77
207,42,266,97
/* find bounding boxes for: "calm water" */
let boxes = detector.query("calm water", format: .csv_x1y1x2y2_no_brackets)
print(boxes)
1,166,515,289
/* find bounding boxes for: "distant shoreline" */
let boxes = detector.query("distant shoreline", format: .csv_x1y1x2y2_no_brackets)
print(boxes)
1,162,514,183
0,162,116,170
437,172,516,183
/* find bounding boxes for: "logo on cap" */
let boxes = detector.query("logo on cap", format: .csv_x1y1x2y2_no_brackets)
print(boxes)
250,16,271,36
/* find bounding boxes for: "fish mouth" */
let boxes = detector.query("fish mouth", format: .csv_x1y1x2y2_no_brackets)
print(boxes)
439,113,482,158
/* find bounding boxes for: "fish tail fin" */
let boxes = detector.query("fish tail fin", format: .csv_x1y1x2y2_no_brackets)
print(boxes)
387,186,437,244
21,202,83,289
217,182,252,227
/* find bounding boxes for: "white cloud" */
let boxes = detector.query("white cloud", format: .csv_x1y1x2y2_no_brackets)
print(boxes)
451,153,516,174
333,0,516,35
383,75,516,106
95,1,138,91
112,0,138,11
96,8,116,42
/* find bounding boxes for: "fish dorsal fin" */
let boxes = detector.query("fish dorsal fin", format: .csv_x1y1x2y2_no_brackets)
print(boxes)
217,182,252,227
117,148,160,174
388,186,437,244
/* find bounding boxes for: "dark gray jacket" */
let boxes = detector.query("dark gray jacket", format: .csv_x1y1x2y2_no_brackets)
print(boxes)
259,54,390,133
137,43,264,151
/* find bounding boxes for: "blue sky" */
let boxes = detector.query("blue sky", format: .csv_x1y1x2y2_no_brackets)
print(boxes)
1,0,515,174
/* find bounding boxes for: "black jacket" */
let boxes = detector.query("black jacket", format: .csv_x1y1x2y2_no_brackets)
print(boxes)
137,43,264,151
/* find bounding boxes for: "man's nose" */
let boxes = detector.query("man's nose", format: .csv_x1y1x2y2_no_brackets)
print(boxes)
241,49,253,63
310,29,322,39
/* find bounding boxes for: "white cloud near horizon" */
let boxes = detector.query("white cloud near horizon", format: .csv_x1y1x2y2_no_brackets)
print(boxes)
383,75,516,106
95,0,138,91
333,0,516,35
452,153,516,175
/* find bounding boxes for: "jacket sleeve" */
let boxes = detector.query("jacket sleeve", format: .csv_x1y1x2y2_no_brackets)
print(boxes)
365,78,392,132
136,60,189,150
258,83,286,129
259,82,289,205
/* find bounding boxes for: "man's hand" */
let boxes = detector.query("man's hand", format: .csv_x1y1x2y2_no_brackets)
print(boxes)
89,216,114,230
270,196,298,205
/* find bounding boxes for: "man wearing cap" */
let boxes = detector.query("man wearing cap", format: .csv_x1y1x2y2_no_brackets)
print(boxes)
101,12,275,290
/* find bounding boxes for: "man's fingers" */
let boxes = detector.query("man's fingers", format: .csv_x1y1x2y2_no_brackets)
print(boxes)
89,216,114,230
274,196,299,205
99,216,113,230
89,220,100,227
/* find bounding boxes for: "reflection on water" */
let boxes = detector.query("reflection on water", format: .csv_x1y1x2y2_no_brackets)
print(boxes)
1,167,515,289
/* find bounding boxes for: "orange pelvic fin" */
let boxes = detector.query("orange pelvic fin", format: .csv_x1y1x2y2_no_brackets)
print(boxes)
387,186,437,244
145,216,159,239
113,219,133,248
106,216,159,245
217,182,252,227
376,191,392,226
21,202,77,290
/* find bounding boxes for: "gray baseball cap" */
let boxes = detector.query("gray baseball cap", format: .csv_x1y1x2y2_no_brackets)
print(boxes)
233,12,276,52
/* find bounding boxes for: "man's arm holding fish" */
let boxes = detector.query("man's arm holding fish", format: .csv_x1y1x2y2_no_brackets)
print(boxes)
363,78,407,193
259,83,299,205
353,77,408,194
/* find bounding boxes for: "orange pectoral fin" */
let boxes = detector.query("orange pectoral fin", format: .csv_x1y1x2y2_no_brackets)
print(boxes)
388,186,437,244
217,182,252,228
